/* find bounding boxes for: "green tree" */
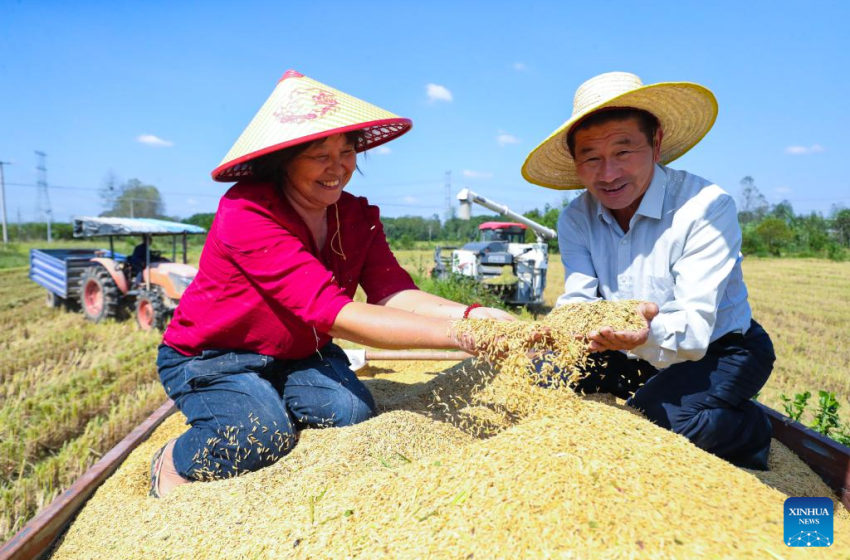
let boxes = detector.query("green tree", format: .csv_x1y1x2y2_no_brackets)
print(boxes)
755,217,793,256
100,178,165,218
770,200,795,224
795,212,830,252
439,215,495,243
833,208,850,247
738,176,768,226
184,213,215,231
381,215,442,242
523,204,561,250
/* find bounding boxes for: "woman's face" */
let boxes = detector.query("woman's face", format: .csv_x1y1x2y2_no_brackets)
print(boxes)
285,134,357,210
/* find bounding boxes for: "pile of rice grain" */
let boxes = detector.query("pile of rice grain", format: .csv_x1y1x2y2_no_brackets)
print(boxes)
51,374,850,559
50,300,850,559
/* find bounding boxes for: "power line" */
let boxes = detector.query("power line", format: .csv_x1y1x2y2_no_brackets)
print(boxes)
4,181,225,198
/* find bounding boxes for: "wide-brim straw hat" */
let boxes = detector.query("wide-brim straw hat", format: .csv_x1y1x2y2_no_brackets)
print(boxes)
212,70,412,182
521,72,718,190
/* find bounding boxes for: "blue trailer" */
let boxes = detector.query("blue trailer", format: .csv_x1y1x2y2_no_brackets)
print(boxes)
29,248,126,308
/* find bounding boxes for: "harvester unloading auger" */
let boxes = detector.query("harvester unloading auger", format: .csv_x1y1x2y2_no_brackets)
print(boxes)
433,189,557,307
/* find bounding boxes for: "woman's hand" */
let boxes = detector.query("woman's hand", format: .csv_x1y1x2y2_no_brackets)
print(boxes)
466,306,517,321
449,323,480,355
586,302,659,353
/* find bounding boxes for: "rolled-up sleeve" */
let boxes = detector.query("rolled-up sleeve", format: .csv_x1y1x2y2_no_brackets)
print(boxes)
557,207,602,307
359,206,418,303
631,195,741,368
216,195,352,334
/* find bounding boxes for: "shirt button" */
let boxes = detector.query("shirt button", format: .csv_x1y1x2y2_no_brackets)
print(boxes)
621,238,629,245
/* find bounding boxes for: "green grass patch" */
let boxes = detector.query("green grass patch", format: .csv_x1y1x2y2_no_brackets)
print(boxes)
410,271,507,310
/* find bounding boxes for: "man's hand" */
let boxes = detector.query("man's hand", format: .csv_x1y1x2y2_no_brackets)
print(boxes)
467,306,517,321
586,302,659,353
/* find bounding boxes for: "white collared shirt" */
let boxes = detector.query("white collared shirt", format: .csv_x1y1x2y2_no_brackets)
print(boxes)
556,164,752,369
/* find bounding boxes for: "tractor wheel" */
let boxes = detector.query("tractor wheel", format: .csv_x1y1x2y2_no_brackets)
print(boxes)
45,290,64,309
135,289,168,331
79,266,121,323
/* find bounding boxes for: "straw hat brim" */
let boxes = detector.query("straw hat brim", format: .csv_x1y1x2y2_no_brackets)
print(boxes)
521,82,718,190
211,118,411,182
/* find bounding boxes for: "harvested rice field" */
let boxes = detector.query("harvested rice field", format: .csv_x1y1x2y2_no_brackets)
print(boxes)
53,355,850,559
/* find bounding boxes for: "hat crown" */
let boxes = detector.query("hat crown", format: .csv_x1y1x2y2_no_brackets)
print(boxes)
572,72,644,117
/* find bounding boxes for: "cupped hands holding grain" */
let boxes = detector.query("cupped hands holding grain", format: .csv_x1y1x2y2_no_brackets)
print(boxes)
454,299,651,388
585,300,658,352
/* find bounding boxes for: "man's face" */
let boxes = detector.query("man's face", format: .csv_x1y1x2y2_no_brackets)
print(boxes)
572,117,662,212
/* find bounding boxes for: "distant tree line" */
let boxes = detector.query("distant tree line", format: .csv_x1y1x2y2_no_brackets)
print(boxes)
8,175,848,261
737,176,849,259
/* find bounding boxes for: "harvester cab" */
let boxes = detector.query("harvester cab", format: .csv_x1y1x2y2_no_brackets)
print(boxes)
433,189,557,307
29,217,206,331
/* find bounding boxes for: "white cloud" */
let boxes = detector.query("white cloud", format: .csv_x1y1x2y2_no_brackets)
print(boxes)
137,134,173,147
426,83,453,102
496,130,520,146
402,196,418,203
374,146,392,155
775,187,792,194
462,169,493,179
785,144,825,155
513,62,526,71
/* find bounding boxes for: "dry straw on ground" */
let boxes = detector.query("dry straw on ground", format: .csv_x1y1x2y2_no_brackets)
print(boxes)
52,301,850,559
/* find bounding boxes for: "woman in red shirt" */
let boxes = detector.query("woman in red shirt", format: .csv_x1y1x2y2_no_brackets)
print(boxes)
151,71,514,497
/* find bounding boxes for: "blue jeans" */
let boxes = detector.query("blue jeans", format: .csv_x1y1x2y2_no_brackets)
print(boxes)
157,342,376,480
541,320,775,469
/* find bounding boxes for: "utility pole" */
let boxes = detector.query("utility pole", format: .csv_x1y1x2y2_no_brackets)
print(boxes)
444,171,452,221
130,198,135,218
0,161,9,245
35,151,52,243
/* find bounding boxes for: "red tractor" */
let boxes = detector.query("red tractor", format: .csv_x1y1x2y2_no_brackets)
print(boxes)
30,217,206,331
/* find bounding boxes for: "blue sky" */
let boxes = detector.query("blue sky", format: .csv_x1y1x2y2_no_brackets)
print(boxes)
1,0,847,224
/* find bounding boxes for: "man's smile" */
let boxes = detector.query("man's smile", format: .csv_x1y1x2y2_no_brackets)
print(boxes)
599,182,628,195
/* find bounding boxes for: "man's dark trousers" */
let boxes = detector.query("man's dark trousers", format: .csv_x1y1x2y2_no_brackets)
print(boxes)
572,320,775,469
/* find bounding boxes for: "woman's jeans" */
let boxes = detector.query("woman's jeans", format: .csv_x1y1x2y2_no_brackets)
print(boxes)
157,342,376,481
543,320,776,470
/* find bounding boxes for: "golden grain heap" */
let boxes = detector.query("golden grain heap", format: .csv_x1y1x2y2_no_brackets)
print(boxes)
51,301,850,559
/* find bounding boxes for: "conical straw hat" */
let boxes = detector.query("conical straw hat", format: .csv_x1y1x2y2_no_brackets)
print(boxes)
212,70,412,182
522,72,718,190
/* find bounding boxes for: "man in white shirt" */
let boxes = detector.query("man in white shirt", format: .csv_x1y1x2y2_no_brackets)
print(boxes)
522,72,775,470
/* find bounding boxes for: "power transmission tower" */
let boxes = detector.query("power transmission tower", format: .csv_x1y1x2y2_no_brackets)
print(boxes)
444,171,452,221
35,151,53,242
0,160,9,245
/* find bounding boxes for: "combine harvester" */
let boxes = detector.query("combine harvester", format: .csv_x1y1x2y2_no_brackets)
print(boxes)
433,189,556,308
